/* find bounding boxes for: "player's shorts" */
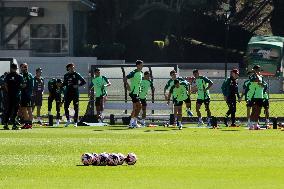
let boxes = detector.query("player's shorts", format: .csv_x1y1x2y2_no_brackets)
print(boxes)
140,98,147,106
252,98,263,107
196,98,210,106
263,99,269,109
95,97,104,106
246,100,253,107
173,97,191,107
21,94,33,107
129,93,140,103
33,92,43,106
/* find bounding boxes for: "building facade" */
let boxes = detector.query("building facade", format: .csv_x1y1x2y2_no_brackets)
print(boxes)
0,0,95,57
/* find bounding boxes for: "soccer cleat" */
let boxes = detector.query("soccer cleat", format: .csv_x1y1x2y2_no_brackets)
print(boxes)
26,124,33,129
3,125,9,130
21,123,28,129
187,109,193,117
12,125,20,130
65,120,71,127
56,119,60,126
197,121,204,127
74,122,78,127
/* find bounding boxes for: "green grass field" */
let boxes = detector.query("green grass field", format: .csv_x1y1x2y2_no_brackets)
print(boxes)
0,125,284,189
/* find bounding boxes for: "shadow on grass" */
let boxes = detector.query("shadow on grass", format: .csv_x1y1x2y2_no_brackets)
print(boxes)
108,128,128,131
221,129,240,132
153,129,169,132
93,130,104,132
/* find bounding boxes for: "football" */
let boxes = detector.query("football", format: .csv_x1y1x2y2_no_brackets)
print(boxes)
107,153,120,166
81,153,94,166
98,153,109,166
92,153,100,166
125,153,137,165
117,153,126,165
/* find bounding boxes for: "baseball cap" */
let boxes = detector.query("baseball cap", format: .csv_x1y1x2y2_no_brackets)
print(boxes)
252,65,261,70
36,67,42,72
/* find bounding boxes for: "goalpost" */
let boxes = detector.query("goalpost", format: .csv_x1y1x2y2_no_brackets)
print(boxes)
79,64,178,125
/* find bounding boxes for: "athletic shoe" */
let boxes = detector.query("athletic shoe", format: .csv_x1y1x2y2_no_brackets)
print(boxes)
178,122,183,130
3,125,9,130
56,119,60,126
21,123,28,129
187,109,193,117
230,123,237,127
254,124,260,130
12,126,20,130
26,124,33,129
224,117,228,127
65,120,71,127
74,123,78,127
128,124,135,129
198,121,204,127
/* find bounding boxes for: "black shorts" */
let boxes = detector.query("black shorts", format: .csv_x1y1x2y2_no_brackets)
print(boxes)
173,97,191,107
252,98,263,107
21,94,33,107
263,99,269,109
33,93,43,106
140,99,147,106
246,100,253,107
129,93,140,103
95,97,104,106
196,98,210,105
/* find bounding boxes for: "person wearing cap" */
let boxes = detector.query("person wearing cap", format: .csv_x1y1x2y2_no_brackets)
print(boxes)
48,78,65,126
90,68,111,122
247,65,265,130
63,63,86,127
192,69,213,127
164,70,193,117
19,63,34,129
3,63,24,130
221,69,241,127
32,68,44,125
123,60,143,128
240,70,254,126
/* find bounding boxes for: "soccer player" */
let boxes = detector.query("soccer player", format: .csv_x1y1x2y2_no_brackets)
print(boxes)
33,68,44,124
192,69,213,127
221,69,241,127
48,78,65,126
90,68,111,122
167,80,191,130
139,71,154,126
247,65,264,130
240,70,253,126
63,63,86,127
164,70,193,117
263,80,270,126
3,63,24,130
124,60,143,128
20,63,34,129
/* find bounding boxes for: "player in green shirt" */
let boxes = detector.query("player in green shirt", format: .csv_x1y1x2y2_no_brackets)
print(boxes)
247,65,265,130
139,71,154,126
192,69,213,127
167,80,191,130
124,60,143,128
90,68,111,122
164,70,193,117
240,70,253,126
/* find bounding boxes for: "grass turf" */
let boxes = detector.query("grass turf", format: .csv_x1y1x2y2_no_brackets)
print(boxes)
0,125,283,189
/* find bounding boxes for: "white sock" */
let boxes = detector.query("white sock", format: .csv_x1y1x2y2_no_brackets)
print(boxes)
130,118,134,124
141,119,145,124
178,121,182,126
266,119,269,123
248,118,250,123
198,117,202,122
134,118,138,125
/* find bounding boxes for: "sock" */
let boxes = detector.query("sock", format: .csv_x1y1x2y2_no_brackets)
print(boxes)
198,117,202,122
178,121,182,126
207,117,211,123
134,118,138,125
141,119,145,124
248,118,250,123
266,119,269,123
130,118,134,124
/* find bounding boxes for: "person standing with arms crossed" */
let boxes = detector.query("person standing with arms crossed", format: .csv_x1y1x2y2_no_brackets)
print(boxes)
192,69,213,127
33,68,44,125
124,60,143,128
90,68,111,122
139,71,154,126
63,63,86,127
3,63,24,130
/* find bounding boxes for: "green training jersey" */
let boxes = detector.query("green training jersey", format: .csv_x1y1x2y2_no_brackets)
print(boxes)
91,76,109,97
248,74,264,99
195,76,213,100
126,69,143,95
169,82,189,102
164,77,186,92
139,79,153,99
243,80,251,100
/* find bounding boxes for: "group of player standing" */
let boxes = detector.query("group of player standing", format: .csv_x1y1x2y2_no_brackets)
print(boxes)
1,62,86,130
0,59,270,130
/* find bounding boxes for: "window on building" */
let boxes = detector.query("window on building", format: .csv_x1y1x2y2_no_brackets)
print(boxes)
4,24,30,49
30,24,68,54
